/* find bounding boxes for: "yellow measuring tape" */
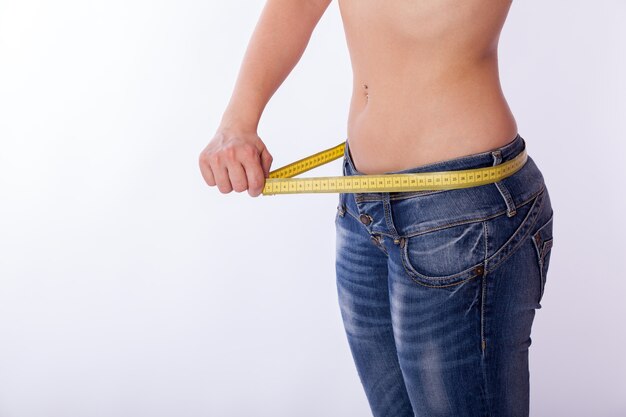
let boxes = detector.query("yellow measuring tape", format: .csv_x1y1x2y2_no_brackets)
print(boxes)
262,140,527,195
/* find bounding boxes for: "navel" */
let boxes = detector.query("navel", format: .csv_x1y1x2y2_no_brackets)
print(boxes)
363,83,369,101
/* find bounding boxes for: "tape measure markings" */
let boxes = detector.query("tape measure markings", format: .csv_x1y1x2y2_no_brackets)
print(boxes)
263,141,526,195
268,142,345,179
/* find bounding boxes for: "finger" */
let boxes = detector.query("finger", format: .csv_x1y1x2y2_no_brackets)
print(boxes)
199,154,216,186
227,161,248,193
213,162,233,193
242,155,266,197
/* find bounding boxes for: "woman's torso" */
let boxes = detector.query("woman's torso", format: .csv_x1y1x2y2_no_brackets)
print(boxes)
337,0,518,174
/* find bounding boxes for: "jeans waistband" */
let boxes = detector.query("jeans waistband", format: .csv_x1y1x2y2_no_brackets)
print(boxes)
343,132,526,176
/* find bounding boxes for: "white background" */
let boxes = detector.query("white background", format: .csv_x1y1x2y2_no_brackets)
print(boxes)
1,1,625,416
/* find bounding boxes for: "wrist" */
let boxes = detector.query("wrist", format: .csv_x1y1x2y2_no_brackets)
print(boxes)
217,121,258,135
219,107,261,134
215,122,260,140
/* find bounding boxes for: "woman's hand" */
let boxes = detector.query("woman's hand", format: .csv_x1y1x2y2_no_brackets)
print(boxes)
198,129,273,197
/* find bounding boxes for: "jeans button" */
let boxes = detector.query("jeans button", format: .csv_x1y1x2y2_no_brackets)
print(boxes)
359,214,372,225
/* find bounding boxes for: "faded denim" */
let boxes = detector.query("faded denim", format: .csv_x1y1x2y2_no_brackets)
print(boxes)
334,133,554,417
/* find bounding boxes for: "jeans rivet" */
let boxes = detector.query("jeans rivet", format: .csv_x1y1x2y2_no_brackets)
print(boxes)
359,214,372,225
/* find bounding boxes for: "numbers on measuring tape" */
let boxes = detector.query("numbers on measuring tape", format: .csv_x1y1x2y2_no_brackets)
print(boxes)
262,141,528,195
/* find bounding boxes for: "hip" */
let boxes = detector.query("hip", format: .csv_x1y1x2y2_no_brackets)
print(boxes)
335,132,554,284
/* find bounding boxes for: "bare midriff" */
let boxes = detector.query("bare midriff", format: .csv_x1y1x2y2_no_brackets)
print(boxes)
337,0,518,174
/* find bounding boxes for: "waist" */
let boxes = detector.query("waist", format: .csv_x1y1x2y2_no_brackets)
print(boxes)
345,68,517,173
345,119,519,175
341,132,546,209
344,132,526,178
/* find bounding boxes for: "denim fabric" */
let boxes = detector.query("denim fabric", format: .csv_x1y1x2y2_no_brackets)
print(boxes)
334,133,554,417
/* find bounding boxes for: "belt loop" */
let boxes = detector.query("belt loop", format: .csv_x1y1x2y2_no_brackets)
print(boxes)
491,150,517,217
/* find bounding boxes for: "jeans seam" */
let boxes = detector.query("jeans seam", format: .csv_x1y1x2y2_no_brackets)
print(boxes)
484,185,547,275
531,212,554,303
404,271,482,288
344,183,542,239
480,216,493,416
344,167,542,236
491,149,518,217
481,220,488,354
399,236,486,286
388,190,448,200
371,235,389,256
401,188,542,239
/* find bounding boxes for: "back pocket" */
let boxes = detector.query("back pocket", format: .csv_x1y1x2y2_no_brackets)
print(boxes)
531,212,554,303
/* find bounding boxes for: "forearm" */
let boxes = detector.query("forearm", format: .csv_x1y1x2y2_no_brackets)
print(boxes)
218,0,333,133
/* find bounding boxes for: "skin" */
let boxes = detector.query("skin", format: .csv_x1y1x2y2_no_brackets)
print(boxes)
199,0,517,196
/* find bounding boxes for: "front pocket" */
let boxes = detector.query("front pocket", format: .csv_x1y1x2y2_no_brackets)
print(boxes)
532,212,554,303
398,186,546,288
400,220,487,288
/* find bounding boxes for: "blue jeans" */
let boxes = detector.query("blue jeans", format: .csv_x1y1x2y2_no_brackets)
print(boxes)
334,133,554,417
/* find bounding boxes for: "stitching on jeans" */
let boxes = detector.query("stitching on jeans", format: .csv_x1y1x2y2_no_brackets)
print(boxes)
382,197,400,238
494,181,517,217
405,215,495,238
383,197,392,232
534,212,554,237
401,236,471,281
480,216,493,409
531,213,554,260
485,185,546,275
355,193,384,203
404,270,482,288
389,190,448,200
531,235,546,303
399,187,544,286
340,186,543,240
481,220,488,354
531,213,553,302
401,187,543,239
483,220,489,269
400,235,483,283
370,234,389,257
492,148,518,217
541,239,553,259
